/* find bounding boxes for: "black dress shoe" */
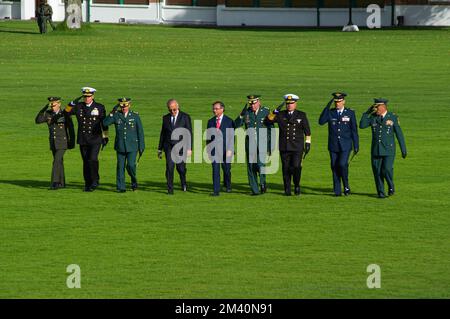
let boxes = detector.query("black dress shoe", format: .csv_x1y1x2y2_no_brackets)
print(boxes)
344,188,351,196
294,186,301,196
284,192,292,196
388,189,395,196
117,189,126,193
91,182,99,190
210,192,219,196
167,190,174,195
131,183,138,191
335,193,342,197
260,184,266,194
49,183,58,190
226,188,232,193
182,184,187,192
378,192,386,199
83,186,93,192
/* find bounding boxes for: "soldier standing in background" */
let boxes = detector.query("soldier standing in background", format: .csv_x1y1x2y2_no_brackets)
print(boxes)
35,96,75,190
36,0,56,34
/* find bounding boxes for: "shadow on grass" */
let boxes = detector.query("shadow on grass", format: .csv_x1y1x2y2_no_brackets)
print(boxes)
0,27,40,35
0,179,116,191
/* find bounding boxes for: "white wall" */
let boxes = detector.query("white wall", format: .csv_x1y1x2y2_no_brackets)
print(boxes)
5,1,450,27
397,5,450,26
217,5,393,27
161,4,216,24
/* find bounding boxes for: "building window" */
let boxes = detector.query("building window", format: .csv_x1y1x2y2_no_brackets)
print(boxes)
165,0,218,6
92,0,150,4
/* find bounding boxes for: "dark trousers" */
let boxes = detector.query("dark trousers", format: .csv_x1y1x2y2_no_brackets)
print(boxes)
51,149,66,185
371,155,395,195
164,146,187,191
80,144,101,187
38,16,55,34
246,150,266,194
280,151,302,194
330,150,351,195
117,151,137,191
212,161,231,194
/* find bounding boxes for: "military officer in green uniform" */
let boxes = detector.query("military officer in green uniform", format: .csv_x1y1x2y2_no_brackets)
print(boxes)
103,98,145,193
235,95,273,195
35,96,75,190
36,0,56,34
360,98,407,198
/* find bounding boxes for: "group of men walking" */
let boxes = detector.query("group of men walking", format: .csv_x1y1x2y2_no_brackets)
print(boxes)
35,87,407,198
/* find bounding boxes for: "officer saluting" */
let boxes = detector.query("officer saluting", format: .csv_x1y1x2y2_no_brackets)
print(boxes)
35,96,75,190
103,98,145,193
234,95,273,195
360,98,407,198
65,87,109,192
266,94,311,196
319,92,359,196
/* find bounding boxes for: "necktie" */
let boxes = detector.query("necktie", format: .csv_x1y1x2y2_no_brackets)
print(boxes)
338,111,342,118
171,116,175,127
216,117,221,130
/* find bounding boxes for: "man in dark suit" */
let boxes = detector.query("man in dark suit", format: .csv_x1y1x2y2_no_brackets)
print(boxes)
158,99,192,195
266,94,311,196
35,96,75,190
65,87,109,192
206,101,235,196
319,92,359,196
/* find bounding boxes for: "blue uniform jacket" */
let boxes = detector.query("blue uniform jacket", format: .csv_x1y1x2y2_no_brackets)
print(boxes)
319,106,359,152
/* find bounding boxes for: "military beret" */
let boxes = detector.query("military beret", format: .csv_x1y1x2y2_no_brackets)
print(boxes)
47,96,61,102
81,87,96,96
283,93,299,104
332,92,347,101
247,95,260,105
374,98,388,105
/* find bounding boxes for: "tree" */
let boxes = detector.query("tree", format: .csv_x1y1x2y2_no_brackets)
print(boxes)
64,0,82,29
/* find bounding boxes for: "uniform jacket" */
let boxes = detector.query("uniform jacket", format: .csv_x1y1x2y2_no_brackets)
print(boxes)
103,110,145,153
266,110,311,152
206,114,235,156
235,106,273,153
360,111,407,156
35,108,75,150
65,101,108,146
319,106,359,152
158,111,192,152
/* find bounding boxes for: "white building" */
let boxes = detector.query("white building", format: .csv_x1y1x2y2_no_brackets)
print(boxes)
1,0,450,27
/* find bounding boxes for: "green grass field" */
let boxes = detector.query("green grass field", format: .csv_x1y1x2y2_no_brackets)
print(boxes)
0,21,449,298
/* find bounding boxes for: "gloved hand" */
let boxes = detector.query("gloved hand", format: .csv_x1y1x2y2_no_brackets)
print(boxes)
366,105,377,114
101,137,109,150
40,103,50,113
157,150,163,159
402,152,407,159
304,143,311,158
326,98,334,108
111,104,119,114
69,96,83,107
273,102,284,114
240,103,248,116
